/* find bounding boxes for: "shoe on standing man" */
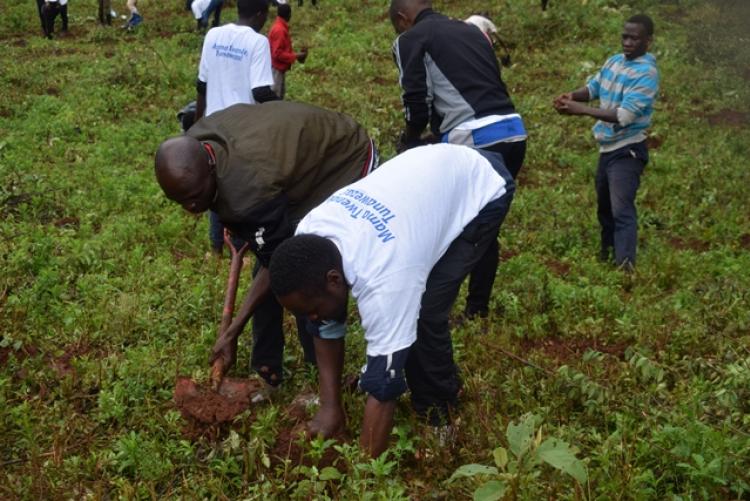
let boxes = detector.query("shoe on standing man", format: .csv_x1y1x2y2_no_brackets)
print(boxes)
390,0,527,319
554,14,658,270
268,3,307,99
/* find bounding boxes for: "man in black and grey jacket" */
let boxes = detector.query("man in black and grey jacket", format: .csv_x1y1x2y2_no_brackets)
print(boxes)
389,0,527,320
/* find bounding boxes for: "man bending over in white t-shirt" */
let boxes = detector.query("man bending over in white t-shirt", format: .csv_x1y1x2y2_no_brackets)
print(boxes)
268,144,515,457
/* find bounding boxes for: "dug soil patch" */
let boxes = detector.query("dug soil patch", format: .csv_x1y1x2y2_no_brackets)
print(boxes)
174,376,264,425
270,393,350,469
521,336,628,364
705,109,749,128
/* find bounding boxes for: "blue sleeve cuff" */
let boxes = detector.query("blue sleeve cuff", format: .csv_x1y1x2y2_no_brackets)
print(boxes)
318,320,346,340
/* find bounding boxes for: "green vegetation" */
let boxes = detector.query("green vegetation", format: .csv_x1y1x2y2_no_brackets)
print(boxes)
1,0,749,498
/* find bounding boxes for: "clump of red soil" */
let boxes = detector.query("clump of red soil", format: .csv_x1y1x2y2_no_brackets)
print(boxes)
174,376,263,425
739,234,750,250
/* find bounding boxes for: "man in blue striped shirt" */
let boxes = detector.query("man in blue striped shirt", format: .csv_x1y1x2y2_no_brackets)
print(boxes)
554,14,659,270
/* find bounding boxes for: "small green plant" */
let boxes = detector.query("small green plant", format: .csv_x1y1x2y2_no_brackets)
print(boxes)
447,414,588,500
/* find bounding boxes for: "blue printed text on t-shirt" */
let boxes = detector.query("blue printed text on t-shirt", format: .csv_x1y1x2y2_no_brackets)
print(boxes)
212,43,248,61
326,188,396,243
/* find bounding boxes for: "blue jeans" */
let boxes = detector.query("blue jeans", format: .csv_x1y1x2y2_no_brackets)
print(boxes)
595,141,648,267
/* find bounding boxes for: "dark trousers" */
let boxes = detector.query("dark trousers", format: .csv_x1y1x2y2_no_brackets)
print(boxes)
250,261,316,384
465,139,526,317
38,1,67,37
595,141,648,267
406,153,515,424
99,0,112,24
208,210,246,253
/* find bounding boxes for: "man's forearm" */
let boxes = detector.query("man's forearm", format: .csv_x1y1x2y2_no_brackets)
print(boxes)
579,105,619,123
195,92,206,121
570,86,591,102
314,337,345,409
226,266,271,338
360,396,396,457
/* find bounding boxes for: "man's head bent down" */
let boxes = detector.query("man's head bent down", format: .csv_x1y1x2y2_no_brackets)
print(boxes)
154,136,217,214
388,0,432,34
269,234,349,323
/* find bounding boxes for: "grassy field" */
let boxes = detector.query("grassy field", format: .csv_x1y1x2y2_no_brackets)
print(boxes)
1,0,749,498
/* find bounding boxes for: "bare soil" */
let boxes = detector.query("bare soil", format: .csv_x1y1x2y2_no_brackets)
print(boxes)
545,258,571,276
49,344,89,377
53,216,79,228
646,135,664,149
706,109,749,128
270,392,350,469
521,336,629,363
668,236,710,252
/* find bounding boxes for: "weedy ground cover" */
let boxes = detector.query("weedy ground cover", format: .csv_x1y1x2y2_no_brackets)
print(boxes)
1,0,749,499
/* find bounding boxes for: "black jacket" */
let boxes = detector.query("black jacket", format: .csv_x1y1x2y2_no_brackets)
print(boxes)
392,9,516,136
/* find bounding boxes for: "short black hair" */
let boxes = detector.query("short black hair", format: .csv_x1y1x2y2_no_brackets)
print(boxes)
269,234,343,297
277,4,291,19
627,14,654,37
238,0,269,18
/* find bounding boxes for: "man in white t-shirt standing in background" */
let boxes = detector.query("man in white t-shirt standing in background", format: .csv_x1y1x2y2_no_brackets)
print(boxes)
195,0,278,257
195,0,277,122
268,144,516,457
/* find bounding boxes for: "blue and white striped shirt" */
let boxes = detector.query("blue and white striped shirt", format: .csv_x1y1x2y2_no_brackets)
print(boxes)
586,53,659,152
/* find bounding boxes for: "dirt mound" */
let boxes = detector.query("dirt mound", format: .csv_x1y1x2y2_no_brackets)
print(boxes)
174,376,264,424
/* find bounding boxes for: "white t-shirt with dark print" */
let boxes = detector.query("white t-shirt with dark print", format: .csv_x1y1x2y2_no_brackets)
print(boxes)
198,23,274,116
295,144,509,356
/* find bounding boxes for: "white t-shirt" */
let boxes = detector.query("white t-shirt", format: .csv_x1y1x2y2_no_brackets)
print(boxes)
198,24,274,117
296,144,508,356
191,0,211,19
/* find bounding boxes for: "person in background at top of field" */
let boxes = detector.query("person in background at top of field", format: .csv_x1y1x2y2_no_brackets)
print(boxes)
268,4,308,99
37,0,68,39
190,0,224,30
268,144,515,457
464,12,512,67
553,14,659,271
122,0,142,30
390,0,527,321
154,101,379,390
